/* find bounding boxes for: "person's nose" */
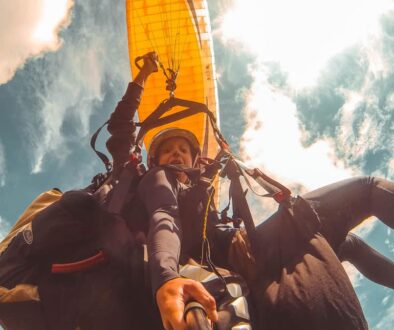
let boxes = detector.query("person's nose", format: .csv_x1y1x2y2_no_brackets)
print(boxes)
171,149,180,157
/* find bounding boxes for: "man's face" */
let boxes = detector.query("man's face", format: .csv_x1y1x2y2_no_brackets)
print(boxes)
157,137,194,168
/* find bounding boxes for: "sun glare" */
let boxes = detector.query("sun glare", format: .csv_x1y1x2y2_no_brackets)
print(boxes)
220,0,393,88
33,0,71,45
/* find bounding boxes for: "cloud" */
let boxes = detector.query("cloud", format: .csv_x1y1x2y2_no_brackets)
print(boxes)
296,34,394,176
0,141,5,186
384,227,394,255
216,11,394,326
0,0,74,84
26,46,105,174
217,1,394,203
342,261,364,288
239,66,355,191
389,157,394,178
0,215,10,241
18,0,130,177
351,217,378,239
217,0,394,88
376,297,394,329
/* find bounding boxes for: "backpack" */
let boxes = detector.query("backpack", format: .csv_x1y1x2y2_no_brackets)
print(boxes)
0,167,147,330
0,189,63,258
0,189,62,329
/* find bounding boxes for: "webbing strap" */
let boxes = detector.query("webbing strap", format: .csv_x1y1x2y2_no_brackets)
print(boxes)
231,158,291,203
134,97,227,154
106,163,141,215
141,106,203,131
225,160,257,254
90,120,112,172
223,158,293,254
244,167,291,202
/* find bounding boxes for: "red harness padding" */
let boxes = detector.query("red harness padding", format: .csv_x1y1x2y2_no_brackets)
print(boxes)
51,250,108,274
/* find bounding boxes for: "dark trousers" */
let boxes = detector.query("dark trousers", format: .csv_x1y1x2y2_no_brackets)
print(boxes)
302,176,394,248
252,176,394,330
304,176,394,289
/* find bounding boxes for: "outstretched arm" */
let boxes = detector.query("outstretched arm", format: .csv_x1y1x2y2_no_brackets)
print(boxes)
106,52,158,176
138,168,218,329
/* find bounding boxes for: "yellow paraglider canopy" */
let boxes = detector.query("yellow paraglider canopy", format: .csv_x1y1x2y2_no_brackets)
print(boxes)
125,0,219,159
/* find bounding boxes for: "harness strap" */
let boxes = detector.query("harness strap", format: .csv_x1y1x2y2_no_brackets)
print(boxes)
238,166,290,202
244,167,291,202
106,160,145,215
224,160,258,255
140,106,204,132
51,160,145,274
134,97,227,154
90,120,112,172
228,158,292,203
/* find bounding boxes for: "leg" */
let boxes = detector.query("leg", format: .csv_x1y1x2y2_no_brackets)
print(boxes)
338,233,394,289
302,176,394,249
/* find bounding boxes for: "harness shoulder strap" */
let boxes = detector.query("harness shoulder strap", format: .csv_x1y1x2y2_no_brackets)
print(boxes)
106,162,146,215
90,120,112,172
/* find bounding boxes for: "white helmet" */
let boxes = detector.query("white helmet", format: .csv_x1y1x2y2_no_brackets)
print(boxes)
147,128,201,167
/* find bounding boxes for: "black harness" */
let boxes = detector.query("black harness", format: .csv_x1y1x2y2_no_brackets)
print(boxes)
87,95,294,263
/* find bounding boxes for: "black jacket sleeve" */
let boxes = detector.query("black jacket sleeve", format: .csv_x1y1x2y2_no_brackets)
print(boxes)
138,167,182,295
138,167,238,294
106,82,143,176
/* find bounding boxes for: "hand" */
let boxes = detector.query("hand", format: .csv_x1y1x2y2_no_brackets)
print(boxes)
156,277,218,330
138,51,159,74
133,51,159,87
228,229,257,283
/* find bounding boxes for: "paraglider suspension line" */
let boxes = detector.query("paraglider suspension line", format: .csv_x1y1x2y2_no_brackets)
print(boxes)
160,63,178,97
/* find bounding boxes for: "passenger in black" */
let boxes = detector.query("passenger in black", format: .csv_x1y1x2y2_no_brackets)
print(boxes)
140,127,394,329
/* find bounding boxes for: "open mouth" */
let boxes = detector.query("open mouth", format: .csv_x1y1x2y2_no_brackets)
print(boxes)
170,160,183,165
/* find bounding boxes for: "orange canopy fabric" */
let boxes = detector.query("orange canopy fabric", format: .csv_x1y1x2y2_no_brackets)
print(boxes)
126,0,219,159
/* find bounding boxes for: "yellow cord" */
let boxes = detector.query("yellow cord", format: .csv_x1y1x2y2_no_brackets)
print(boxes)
202,188,214,242
200,173,218,267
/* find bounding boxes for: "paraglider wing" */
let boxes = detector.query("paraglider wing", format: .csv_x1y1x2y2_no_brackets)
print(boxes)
126,0,219,159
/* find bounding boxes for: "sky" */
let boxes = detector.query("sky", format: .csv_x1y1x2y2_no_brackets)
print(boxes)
0,0,393,328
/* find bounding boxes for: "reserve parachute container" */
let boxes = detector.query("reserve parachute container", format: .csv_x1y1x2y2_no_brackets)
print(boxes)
126,0,219,160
